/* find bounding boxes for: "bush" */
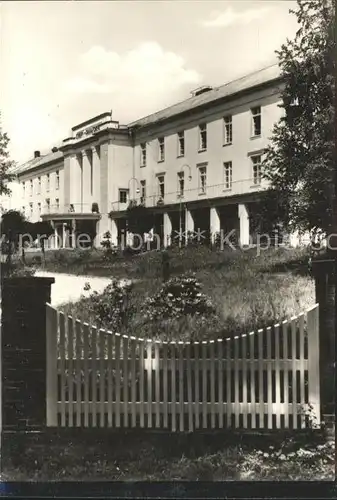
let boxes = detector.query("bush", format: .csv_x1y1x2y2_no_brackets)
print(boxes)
84,279,134,330
141,273,216,321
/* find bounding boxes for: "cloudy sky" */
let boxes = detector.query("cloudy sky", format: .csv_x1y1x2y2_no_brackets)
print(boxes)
1,1,298,163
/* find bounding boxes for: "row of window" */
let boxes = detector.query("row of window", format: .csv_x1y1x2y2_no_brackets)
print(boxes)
119,154,262,203
23,198,59,217
139,106,262,167
23,171,60,196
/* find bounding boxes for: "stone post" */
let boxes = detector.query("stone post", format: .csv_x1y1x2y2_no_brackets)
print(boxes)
311,257,336,415
1,277,55,431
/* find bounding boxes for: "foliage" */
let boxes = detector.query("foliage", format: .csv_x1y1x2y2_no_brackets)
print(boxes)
141,273,217,321
82,279,134,330
100,231,117,260
0,118,15,195
125,200,153,236
262,0,335,236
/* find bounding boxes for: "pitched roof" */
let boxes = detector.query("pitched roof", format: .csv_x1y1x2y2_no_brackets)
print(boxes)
128,64,282,129
11,150,63,176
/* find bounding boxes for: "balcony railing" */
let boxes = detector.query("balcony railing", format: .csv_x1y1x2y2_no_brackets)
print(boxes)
110,178,267,213
41,203,101,216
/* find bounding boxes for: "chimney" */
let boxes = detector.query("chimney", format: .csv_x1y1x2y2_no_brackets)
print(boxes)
51,147,58,153
34,150,41,158
191,85,213,97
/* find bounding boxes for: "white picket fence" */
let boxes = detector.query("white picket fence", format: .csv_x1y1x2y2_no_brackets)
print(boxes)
46,303,320,431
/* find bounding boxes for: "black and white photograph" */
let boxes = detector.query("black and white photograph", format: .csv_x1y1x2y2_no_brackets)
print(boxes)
0,0,335,493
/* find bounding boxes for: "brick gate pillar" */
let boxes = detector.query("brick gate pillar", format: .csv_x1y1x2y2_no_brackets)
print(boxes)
311,257,335,416
1,277,55,431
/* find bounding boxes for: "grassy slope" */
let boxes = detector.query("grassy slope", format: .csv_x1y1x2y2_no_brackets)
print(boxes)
56,246,315,340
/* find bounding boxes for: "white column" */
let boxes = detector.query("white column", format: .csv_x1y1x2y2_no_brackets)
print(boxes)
82,150,92,212
71,219,76,249
110,218,118,247
163,212,172,248
62,224,66,249
185,209,194,245
96,213,111,247
69,154,82,212
210,207,220,244
238,203,250,247
92,146,101,207
54,227,58,249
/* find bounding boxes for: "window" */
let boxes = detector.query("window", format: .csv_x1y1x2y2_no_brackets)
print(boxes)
55,198,60,211
177,171,184,197
22,183,26,197
37,177,41,194
251,155,262,185
140,143,147,167
223,115,232,145
37,202,41,215
198,165,207,194
158,137,165,162
198,123,207,151
29,202,33,218
45,198,50,213
251,106,261,137
177,131,185,156
30,179,33,196
22,206,25,216
46,173,50,192
140,180,146,203
56,170,60,190
223,161,232,189
157,175,165,199
119,189,128,204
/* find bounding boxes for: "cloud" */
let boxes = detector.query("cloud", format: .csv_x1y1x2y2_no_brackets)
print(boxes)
202,6,270,28
64,42,200,95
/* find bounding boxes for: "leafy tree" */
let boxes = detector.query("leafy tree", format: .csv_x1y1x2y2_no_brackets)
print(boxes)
261,0,335,239
0,118,15,196
125,200,153,236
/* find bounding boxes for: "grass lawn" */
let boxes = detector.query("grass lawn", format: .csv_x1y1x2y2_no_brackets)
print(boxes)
1,429,335,482
55,246,315,340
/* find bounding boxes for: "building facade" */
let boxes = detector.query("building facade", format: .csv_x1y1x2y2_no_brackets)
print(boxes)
1,64,289,249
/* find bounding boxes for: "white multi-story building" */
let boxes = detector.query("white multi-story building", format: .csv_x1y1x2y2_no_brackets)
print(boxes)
1,64,289,248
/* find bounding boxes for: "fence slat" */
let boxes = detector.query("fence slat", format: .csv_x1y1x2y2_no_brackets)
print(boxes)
67,316,74,427
131,338,136,428
171,343,176,432
249,332,256,429
210,341,215,429
99,330,105,428
115,334,121,428
147,342,153,428
123,336,129,428
274,325,281,429
202,342,208,429
139,341,145,428
163,343,168,429
282,321,289,428
82,322,90,427
307,305,320,426
91,326,98,428
226,338,231,428
186,343,193,432
194,343,200,429
291,318,297,429
46,305,58,426
266,327,272,429
155,342,160,428
258,329,264,429
234,337,239,428
75,319,82,427
242,335,248,429
59,312,66,427
218,340,223,429
179,344,184,432
107,334,113,427
299,314,306,429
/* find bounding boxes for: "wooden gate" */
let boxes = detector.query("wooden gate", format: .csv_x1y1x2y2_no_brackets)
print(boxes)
46,304,320,431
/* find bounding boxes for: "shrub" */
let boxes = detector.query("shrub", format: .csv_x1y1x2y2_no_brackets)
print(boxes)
141,273,216,321
84,279,134,330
